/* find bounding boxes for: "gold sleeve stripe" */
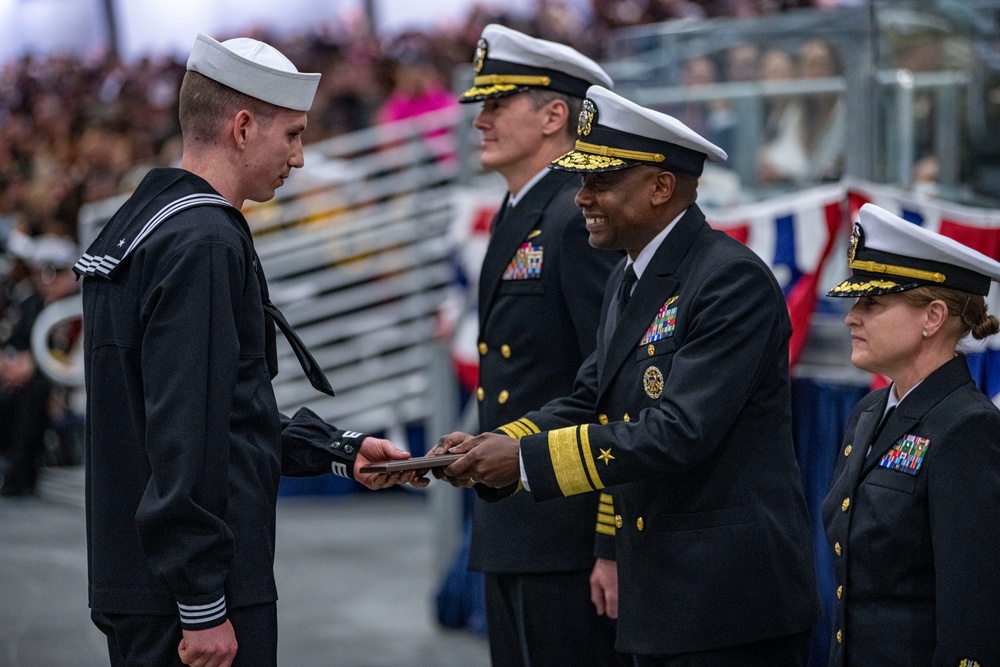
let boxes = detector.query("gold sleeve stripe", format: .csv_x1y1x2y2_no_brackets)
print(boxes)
498,423,522,439
598,503,614,515
578,424,605,491
549,426,594,496
596,523,616,536
597,514,616,525
517,418,540,435
599,493,613,503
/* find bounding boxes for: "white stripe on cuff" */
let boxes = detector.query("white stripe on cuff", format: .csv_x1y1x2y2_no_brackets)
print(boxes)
178,596,227,625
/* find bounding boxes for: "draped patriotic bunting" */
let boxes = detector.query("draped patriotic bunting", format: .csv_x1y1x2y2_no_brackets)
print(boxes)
703,185,846,367
447,181,1000,405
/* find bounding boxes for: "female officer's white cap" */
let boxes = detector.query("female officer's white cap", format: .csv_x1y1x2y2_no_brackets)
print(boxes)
828,203,1000,297
551,85,726,176
460,24,612,103
186,33,320,111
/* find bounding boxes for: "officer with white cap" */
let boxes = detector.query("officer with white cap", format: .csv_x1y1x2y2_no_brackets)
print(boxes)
438,86,821,664
824,203,1000,667
77,34,419,667
448,23,626,667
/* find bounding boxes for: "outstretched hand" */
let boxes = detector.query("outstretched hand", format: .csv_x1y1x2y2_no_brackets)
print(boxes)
437,432,521,489
353,437,430,490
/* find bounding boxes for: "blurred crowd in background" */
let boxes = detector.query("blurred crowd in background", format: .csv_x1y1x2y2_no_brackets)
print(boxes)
0,0,858,496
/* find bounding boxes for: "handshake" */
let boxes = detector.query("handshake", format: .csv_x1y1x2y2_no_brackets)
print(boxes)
359,432,523,490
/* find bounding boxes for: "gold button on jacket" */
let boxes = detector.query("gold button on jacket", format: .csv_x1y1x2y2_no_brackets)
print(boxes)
636,517,644,531
614,515,622,529
844,444,852,457
841,497,850,512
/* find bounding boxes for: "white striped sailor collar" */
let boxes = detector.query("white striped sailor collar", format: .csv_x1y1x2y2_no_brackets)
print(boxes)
74,168,234,279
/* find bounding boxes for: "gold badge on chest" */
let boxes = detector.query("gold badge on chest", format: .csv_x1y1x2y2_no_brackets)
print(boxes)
643,366,664,399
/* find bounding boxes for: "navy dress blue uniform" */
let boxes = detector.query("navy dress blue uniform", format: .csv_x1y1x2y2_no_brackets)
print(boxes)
76,168,367,664
823,355,1000,667
471,168,620,665
510,203,820,658
458,24,625,667
821,203,1000,667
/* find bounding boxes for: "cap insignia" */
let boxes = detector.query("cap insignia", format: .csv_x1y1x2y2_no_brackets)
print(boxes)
643,366,664,400
473,38,487,74
848,222,861,263
578,99,596,137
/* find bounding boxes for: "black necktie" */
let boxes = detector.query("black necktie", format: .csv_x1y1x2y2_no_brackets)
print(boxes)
263,299,336,397
617,264,638,317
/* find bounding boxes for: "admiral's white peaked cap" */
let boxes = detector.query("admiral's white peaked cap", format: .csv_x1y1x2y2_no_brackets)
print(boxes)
828,203,1000,297
186,33,320,111
551,86,726,175
459,24,612,102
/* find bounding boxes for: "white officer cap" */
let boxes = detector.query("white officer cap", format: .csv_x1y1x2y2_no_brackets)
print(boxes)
186,33,320,111
550,85,727,176
459,24,613,103
828,203,1000,297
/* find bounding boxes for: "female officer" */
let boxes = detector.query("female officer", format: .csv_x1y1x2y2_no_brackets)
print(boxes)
823,203,1000,667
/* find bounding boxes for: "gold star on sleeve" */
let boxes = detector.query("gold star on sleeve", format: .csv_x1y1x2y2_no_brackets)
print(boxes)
598,448,614,465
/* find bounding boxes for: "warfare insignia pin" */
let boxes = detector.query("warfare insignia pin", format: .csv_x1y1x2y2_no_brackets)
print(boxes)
848,222,861,264
473,38,487,74
958,660,981,667
578,99,596,137
878,434,931,475
643,366,664,399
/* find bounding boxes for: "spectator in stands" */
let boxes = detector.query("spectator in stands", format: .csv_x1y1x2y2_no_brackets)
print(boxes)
377,33,455,127
436,84,820,666
0,233,78,496
824,203,1000,667
74,34,421,667
725,42,760,83
453,25,625,667
797,38,845,181
756,47,810,186
670,54,735,157
377,33,459,168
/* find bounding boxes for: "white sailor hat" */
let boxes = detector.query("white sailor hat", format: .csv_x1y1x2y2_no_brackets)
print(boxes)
828,203,1000,297
4,228,36,262
459,24,612,103
30,235,79,270
186,33,320,111
550,86,727,176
